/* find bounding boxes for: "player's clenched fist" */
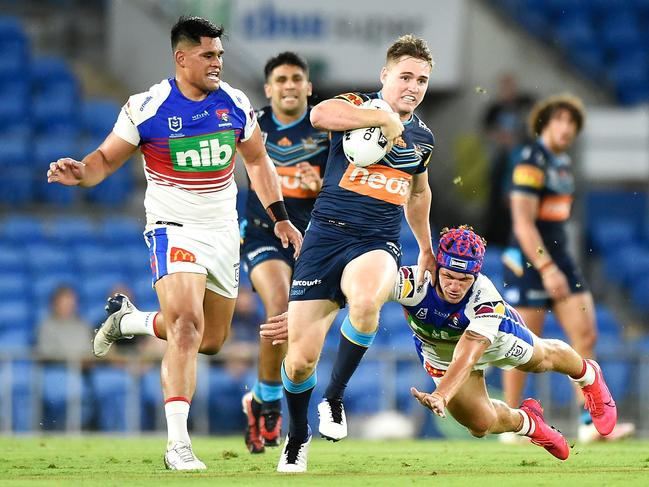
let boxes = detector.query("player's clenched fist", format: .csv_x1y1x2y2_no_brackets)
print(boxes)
47,158,86,186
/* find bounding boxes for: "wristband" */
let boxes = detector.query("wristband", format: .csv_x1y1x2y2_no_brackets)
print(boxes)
266,200,289,223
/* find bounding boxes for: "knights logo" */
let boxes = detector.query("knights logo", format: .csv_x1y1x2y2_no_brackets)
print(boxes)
216,109,229,122
168,116,183,132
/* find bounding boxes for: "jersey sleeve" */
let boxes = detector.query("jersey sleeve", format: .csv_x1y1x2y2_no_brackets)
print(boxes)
334,92,371,106
240,92,257,142
414,120,436,174
112,100,141,146
390,265,430,306
510,145,545,196
464,275,505,343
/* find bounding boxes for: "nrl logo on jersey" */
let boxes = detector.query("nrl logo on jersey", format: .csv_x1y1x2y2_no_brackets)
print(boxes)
168,116,183,132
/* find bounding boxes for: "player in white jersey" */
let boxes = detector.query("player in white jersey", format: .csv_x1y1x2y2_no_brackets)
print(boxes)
47,16,302,471
262,226,618,463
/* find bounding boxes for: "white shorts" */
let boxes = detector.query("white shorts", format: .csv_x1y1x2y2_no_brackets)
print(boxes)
414,329,536,386
144,222,240,299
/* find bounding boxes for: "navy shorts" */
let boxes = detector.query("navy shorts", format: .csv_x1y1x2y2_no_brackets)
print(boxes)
241,224,295,275
289,219,402,308
501,246,588,308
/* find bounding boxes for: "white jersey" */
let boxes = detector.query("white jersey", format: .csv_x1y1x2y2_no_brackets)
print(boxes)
113,78,256,228
391,265,535,375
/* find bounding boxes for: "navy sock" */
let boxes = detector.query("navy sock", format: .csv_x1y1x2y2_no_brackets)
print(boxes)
285,388,314,441
281,361,317,442
324,316,376,400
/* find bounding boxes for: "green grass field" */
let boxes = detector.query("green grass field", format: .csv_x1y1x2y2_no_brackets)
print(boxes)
1,436,648,486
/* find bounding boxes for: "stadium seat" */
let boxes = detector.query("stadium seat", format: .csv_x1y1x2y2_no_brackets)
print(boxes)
81,99,120,137
0,245,27,273
41,364,72,430
0,216,45,244
0,133,30,169
97,216,144,246
86,167,134,206
631,275,649,314
346,360,385,414
0,272,30,300
140,366,163,431
26,243,75,274
46,217,97,245
0,168,34,207
89,366,134,431
208,365,256,433
10,359,35,432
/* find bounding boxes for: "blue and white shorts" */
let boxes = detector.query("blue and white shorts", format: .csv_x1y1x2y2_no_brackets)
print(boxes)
144,221,240,299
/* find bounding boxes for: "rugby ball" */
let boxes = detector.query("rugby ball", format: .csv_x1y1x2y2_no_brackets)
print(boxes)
343,98,393,167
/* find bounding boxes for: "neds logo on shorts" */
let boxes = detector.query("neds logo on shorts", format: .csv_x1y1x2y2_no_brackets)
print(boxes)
169,131,235,172
339,164,412,205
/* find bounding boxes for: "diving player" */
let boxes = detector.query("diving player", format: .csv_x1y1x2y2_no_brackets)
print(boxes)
240,52,328,454
47,16,302,470
263,226,619,462
501,94,633,442
277,35,436,473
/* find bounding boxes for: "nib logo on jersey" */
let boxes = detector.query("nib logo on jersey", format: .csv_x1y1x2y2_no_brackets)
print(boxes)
169,131,235,172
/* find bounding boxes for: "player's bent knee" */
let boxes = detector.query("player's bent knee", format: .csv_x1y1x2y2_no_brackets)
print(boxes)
284,354,317,381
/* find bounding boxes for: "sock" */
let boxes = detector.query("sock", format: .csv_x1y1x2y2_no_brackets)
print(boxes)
120,310,159,337
281,361,316,442
324,315,376,400
570,359,596,387
515,409,535,436
165,397,191,446
255,380,284,403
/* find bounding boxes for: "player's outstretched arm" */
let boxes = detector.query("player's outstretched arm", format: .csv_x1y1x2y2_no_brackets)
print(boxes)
47,133,137,188
411,330,490,417
405,171,435,286
239,125,303,257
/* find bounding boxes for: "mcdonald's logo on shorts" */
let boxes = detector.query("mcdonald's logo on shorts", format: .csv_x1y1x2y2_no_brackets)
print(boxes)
424,362,446,378
170,247,196,263
338,164,412,205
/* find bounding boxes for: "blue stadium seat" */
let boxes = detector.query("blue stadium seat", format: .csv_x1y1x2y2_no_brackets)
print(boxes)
597,359,632,403
81,99,120,137
30,56,77,92
631,275,649,314
0,298,33,331
26,244,75,274
0,272,30,300
89,366,134,431
599,11,642,54
396,360,429,414
589,219,636,253
75,243,124,274
0,216,45,244
585,191,647,247
86,167,134,206
549,372,574,406
10,359,34,432
33,134,80,170
0,168,34,207
0,93,29,130
79,271,125,306
0,245,28,273
132,272,158,311
97,216,144,246
0,133,29,168
140,366,163,430
345,360,384,414
41,364,71,430
46,217,97,245
605,244,649,288
208,365,255,433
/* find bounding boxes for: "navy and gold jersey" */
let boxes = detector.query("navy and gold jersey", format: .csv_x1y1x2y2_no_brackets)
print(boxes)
509,138,575,250
311,92,435,241
243,106,329,233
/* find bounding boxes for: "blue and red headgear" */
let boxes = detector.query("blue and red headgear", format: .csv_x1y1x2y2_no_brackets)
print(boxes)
436,226,486,275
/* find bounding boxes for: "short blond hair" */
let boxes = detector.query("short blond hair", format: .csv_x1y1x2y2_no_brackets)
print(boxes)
528,93,585,138
386,34,434,68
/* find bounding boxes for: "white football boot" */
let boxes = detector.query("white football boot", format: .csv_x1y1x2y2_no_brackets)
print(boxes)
93,293,134,357
277,429,312,473
164,441,206,470
318,398,347,441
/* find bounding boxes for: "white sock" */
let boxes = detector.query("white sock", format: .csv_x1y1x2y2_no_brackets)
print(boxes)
515,409,535,436
570,360,596,388
165,400,191,446
120,310,158,337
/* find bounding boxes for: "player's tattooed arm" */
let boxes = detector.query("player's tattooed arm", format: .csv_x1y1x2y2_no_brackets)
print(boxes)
464,330,491,346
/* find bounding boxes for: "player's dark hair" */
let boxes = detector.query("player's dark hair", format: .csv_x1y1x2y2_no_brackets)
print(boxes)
386,34,434,68
528,93,585,137
264,51,309,80
171,15,224,50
